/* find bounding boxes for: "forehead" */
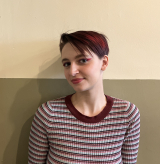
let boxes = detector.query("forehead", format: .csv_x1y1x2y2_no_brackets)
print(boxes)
62,43,82,55
61,43,93,58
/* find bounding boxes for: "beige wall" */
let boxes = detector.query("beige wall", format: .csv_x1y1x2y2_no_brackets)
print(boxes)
1,0,160,164
1,0,160,79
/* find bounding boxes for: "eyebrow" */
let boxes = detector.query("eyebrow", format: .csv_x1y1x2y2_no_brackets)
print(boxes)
61,54,87,63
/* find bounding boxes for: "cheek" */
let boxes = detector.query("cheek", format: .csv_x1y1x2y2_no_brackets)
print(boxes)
64,71,68,79
64,70,71,81
63,70,67,78
85,67,93,75
85,63,98,74
88,65,101,80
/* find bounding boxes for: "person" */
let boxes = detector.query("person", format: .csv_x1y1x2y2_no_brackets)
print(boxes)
28,30,140,164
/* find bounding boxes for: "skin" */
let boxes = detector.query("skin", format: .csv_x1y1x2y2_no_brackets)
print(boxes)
61,42,109,117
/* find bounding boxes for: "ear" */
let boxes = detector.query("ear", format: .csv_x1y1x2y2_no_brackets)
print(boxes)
101,55,108,71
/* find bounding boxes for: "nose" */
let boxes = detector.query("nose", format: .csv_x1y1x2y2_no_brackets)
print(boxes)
69,62,79,76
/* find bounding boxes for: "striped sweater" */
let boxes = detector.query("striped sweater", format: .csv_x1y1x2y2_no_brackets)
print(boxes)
28,93,140,164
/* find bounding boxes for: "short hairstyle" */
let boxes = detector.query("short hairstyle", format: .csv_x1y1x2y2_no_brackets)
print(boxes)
59,30,109,59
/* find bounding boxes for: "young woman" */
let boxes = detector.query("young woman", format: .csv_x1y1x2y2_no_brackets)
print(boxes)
28,31,140,164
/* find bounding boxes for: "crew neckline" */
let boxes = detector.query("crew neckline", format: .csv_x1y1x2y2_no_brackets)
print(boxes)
65,93,113,123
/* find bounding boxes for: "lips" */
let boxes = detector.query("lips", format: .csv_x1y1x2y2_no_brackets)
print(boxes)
71,78,84,84
71,78,84,82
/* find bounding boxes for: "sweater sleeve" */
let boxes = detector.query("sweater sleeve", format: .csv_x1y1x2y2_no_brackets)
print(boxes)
28,103,49,164
121,104,140,164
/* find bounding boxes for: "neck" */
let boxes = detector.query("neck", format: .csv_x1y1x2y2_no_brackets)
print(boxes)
71,83,107,116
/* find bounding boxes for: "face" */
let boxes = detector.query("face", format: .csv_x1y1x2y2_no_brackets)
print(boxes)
61,42,108,92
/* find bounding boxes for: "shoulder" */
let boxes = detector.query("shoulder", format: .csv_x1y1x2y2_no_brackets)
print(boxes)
110,95,140,122
35,95,67,119
32,95,67,128
47,95,67,108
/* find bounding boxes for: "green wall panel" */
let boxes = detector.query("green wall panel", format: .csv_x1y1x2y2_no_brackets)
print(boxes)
0,79,160,164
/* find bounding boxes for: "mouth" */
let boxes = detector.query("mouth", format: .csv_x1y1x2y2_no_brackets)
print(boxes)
71,79,84,84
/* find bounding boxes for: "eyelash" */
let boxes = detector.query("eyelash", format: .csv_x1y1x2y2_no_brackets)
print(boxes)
63,58,89,67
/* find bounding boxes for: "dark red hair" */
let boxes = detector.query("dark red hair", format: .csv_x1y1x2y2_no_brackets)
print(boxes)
59,30,109,59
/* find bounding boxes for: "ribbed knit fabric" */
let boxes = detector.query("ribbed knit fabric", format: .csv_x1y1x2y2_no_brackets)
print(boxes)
28,93,140,164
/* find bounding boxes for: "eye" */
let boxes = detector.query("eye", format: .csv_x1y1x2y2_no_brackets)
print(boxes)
79,58,88,63
63,58,89,67
63,62,70,67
